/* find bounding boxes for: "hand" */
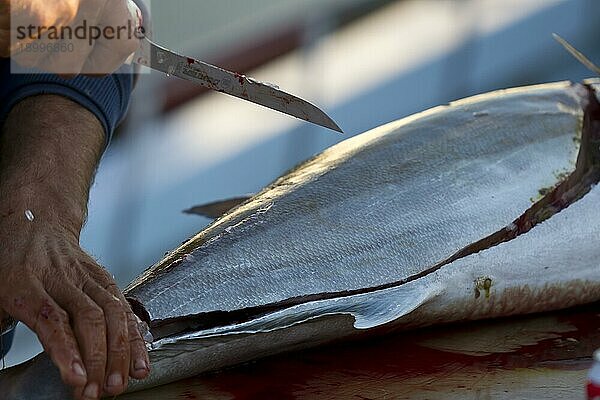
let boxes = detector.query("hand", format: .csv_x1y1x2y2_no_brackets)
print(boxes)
0,211,150,399
0,95,150,399
0,0,142,75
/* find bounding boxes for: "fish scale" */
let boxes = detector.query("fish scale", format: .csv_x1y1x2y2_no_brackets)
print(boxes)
126,82,586,322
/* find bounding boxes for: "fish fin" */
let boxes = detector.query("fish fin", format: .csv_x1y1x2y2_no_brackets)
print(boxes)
553,33,600,76
179,280,442,339
183,196,252,219
348,281,441,329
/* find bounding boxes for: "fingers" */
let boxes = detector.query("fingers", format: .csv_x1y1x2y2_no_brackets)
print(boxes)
83,279,130,396
51,283,106,400
2,279,87,388
126,308,150,379
32,0,101,75
86,264,149,381
5,0,141,75
46,255,148,399
93,266,150,380
82,35,139,75
102,275,150,381
8,0,84,71
27,0,80,28
1,252,148,400
81,0,141,74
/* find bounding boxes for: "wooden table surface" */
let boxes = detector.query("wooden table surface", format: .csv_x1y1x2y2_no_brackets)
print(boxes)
120,303,599,400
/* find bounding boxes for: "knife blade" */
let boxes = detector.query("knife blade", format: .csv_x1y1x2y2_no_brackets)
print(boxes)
134,37,343,133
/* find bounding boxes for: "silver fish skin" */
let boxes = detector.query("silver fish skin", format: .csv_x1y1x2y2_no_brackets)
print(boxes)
1,80,599,399
125,80,594,320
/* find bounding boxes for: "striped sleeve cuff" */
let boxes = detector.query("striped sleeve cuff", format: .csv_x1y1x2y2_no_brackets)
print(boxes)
0,60,134,148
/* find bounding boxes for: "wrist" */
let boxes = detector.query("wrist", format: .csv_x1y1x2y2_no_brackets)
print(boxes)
0,192,86,242
0,95,103,238
0,185,86,237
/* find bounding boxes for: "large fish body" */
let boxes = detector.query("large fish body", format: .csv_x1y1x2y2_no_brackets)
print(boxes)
1,80,600,398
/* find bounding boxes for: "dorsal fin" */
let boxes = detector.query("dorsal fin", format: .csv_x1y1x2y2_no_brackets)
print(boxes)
183,196,252,219
553,33,600,76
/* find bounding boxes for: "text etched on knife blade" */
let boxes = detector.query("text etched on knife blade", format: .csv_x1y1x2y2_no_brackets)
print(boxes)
181,64,220,89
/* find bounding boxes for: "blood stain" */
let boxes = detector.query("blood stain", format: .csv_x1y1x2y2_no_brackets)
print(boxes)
40,302,52,320
234,72,245,85
13,297,25,308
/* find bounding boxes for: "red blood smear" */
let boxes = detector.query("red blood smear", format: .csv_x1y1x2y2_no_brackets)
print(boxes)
234,72,245,85
175,303,599,399
588,381,600,399
40,304,51,320
40,301,56,319
13,297,24,309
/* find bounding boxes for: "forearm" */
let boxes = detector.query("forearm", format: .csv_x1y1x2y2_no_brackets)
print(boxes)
0,94,149,399
0,95,104,236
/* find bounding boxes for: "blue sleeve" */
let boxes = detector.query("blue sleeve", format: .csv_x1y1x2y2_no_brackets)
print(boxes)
0,59,134,148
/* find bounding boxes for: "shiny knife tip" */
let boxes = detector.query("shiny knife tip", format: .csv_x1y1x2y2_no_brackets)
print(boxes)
329,121,344,134
319,116,344,134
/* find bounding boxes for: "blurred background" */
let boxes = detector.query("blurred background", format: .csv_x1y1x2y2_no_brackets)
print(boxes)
5,0,600,367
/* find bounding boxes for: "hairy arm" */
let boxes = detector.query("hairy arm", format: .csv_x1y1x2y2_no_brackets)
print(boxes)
0,95,149,400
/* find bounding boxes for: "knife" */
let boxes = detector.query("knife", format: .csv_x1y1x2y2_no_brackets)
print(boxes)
132,35,343,133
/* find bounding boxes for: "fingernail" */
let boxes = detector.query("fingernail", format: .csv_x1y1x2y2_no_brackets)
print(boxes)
106,373,123,387
83,382,99,399
72,361,86,377
134,358,148,371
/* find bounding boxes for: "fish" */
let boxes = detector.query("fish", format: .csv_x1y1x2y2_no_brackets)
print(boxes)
1,79,600,399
